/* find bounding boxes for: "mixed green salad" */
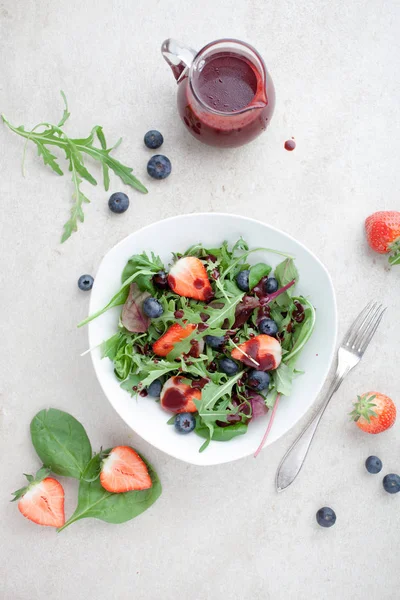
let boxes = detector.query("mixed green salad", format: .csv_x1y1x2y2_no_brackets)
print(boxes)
80,239,315,452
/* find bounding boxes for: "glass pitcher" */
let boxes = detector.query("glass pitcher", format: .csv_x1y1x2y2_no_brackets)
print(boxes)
162,38,275,148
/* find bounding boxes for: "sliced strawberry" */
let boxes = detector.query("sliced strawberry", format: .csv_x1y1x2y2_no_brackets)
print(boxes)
160,376,201,413
231,334,282,371
12,467,65,528
168,257,214,301
153,322,196,357
100,446,152,493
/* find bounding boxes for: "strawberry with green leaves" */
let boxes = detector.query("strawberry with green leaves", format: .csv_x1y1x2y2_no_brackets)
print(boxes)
365,211,400,265
12,467,65,527
350,392,396,434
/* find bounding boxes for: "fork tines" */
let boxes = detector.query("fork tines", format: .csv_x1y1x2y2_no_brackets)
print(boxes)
344,301,387,354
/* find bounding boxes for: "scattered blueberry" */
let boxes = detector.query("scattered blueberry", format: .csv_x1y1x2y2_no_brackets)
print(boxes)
247,370,270,391
204,335,225,349
236,270,250,292
78,274,94,291
144,130,164,149
219,357,239,376
382,473,400,494
143,297,164,318
264,277,279,294
148,379,163,397
153,270,169,290
174,412,196,434
316,507,336,528
365,456,382,474
259,318,279,337
108,192,129,214
147,155,171,179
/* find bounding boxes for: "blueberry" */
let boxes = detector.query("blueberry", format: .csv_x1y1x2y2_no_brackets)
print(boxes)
247,370,270,391
365,456,383,474
236,270,250,292
382,473,400,494
219,358,239,376
108,192,129,214
78,274,94,291
153,271,169,290
147,155,171,179
264,277,279,294
143,297,164,318
148,379,162,397
144,130,164,149
174,412,196,434
205,335,225,349
259,318,279,337
316,507,336,528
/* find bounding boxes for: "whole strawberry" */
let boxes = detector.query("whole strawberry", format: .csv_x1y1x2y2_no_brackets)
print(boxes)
365,211,400,265
350,392,396,434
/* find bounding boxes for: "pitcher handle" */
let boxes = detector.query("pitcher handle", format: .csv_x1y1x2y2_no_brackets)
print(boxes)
161,38,197,83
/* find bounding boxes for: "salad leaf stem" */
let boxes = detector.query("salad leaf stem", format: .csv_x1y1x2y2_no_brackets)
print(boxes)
254,394,281,458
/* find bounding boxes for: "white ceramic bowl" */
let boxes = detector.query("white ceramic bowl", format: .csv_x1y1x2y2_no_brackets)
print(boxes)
88,213,337,466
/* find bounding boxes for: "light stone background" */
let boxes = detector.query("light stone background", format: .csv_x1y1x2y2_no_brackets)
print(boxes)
1,1,399,599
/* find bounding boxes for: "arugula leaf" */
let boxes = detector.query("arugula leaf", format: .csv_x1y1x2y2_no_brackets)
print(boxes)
284,297,316,363
101,332,124,360
249,263,272,290
78,268,157,327
57,450,161,531
1,92,147,243
196,373,242,423
274,258,299,306
30,409,92,479
121,251,164,293
58,90,71,127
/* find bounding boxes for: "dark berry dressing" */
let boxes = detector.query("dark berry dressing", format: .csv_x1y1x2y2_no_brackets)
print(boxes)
177,51,275,148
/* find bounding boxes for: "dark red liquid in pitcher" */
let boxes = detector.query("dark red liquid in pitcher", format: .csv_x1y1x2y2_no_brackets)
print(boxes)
196,55,258,113
177,51,275,148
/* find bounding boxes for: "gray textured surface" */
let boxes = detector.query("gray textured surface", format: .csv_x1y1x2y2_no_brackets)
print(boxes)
1,1,400,599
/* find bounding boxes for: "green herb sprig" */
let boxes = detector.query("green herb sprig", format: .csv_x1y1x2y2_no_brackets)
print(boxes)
1,91,148,242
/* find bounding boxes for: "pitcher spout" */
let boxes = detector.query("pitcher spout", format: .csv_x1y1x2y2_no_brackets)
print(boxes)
161,39,197,83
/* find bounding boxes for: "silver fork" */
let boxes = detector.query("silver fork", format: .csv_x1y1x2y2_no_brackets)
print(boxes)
275,301,387,492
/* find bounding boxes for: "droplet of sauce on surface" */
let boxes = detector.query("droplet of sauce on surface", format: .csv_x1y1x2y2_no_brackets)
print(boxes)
284,139,296,151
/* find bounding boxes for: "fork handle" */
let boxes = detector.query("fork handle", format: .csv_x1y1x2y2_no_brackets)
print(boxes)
275,372,348,492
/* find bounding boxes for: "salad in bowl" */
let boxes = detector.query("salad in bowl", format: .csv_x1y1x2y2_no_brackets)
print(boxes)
81,236,315,454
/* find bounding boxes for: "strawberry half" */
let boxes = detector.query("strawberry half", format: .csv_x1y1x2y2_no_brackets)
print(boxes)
231,334,282,371
12,467,65,528
160,376,201,413
168,257,214,301
100,446,152,493
365,211,400,265
350,392,396,434
153,322,196,357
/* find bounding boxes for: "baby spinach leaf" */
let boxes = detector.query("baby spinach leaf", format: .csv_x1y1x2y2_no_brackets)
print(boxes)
195,420,247,442
249,263,272,290
57,450,161,531
30,409,92,479
121,283,150,333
